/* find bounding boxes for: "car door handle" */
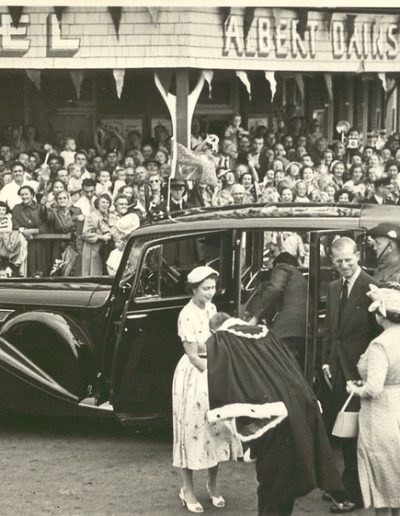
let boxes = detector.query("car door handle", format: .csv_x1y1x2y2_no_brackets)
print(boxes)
126,313,148,320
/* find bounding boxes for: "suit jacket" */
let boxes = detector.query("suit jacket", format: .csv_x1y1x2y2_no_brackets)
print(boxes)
322,269,379,386
245,263,307,339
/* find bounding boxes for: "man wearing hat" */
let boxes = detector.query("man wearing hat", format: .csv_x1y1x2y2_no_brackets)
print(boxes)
363,176,394,205
368,223,400,284
160,177,190,213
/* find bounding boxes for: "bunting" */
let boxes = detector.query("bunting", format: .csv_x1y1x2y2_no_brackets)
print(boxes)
70,70,85,99
326,10,334,35
108,7,122,39
294,73,304,102
346,14,357,47
203,70,214,99
26,70,41,91
147,7,160,26
243,7,255,41
54,6,66,25
236,71,252,100
113,69,125,99
8,6,24,27
220,7,231,26
264,71,277,102
323,73,333,102
296,9,308,40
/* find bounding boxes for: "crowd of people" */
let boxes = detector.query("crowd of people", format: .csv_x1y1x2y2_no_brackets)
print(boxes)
0,109,399,277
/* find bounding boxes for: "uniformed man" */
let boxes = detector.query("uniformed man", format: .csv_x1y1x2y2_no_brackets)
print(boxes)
368,223,400,284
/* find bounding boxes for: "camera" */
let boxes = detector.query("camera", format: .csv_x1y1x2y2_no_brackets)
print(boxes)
347,138,359,149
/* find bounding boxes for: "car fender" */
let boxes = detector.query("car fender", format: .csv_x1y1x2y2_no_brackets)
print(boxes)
0,311,96,399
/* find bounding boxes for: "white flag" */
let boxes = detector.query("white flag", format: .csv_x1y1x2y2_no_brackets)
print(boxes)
203,70,214,99
70,70,84,100
264,71,277,101
26,70,41,91
113,69,126,99
236,71,252,100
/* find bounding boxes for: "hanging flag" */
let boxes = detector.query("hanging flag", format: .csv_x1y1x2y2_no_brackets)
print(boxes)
70,70,85,99
220,7,231,27
54,6,66,25
296,9,308,40
236,71,252,100
202,70,214,99
108,7,122,39
378,72,387,92
264,71,277,101
147,7,160,26
326,10,334,35
323,73,333,102
272,8,280,26
26,70,41,91
243,7,255,41
294,73,304,102
346,14,357,47
113,69,125,99
8,6,24,27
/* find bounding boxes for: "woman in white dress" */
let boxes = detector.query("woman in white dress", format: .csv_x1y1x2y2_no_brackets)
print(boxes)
173,266,242,513
346,284,400,516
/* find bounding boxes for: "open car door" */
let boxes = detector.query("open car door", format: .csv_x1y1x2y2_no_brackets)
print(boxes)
109,230,236,425
306,228,368,387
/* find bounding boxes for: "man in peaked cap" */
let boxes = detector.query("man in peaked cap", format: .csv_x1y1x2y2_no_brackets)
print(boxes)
368,223,400,284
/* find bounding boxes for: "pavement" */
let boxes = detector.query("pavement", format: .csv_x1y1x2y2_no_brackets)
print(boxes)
0,414,373,515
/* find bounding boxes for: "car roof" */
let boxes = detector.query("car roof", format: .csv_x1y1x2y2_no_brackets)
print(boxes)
131,203,400,239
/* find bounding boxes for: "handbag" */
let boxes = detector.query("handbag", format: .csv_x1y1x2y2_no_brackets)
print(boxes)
332,390,359,438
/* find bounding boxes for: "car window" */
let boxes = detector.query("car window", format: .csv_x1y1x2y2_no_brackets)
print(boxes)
134,232,230,301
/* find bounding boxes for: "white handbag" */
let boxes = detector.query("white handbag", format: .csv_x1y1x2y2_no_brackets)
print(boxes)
332,390,359,438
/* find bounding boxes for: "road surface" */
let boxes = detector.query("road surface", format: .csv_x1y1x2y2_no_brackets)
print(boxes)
0,414,373,515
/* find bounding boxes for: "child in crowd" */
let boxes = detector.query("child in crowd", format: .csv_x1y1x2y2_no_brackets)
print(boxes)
60,137,77,168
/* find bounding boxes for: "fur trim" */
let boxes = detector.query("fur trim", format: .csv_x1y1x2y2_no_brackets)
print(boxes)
217,318,269,339
207,402,288,442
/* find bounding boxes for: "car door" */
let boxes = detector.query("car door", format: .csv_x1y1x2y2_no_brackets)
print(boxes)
110,229,236,425
306,228,368,386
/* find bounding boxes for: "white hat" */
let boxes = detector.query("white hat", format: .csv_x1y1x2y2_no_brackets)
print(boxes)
116,213,140,236
187,265,219,284
367,284,400,317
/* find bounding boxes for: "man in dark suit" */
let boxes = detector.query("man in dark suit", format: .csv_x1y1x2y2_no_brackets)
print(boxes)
322,237,379,513
245,252,307,367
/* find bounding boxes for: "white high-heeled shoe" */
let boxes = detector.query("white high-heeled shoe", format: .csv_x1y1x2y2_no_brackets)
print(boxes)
179,488,204,513
206,483,226,508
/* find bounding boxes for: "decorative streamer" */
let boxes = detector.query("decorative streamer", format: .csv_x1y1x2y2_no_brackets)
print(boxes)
54,6,66,25
272,8,280,27
8,6,24,27
323,73,333,102
243,7,255,41
70,70,85,99
113,69,126,99
147,7,160,26
378,72,387,92
236,71,252,100
357,60,365,74
264,71,277,101
108,7,122,39
202,70,214,99
326,10,334,36
296,9,308,40
294,73,305,102
26,70,41,91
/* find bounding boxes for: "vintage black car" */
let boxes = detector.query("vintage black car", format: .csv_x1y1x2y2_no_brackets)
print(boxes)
0,203,396,425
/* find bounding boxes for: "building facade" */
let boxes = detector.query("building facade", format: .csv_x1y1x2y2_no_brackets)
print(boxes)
0,6,398,145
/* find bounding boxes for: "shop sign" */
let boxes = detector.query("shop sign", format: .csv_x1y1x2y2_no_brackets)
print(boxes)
0,13,80,56
224,15,399,61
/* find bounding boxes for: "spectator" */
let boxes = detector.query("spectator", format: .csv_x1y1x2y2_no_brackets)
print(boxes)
81,193,113,276
12,185,50,276
74,178,96,217
0,161,36,210
60,137,77,168
0,200,27,275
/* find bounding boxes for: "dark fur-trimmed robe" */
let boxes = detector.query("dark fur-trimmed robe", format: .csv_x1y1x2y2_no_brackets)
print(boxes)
206,321,343,510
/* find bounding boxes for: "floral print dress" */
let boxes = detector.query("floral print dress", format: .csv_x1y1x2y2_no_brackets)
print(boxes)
172,299,242,470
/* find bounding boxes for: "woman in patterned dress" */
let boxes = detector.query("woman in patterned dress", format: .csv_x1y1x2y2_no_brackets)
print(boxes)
346,284,400,516
172,266,242,513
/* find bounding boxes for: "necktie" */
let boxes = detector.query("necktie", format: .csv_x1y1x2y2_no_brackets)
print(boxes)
338,279,349,325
